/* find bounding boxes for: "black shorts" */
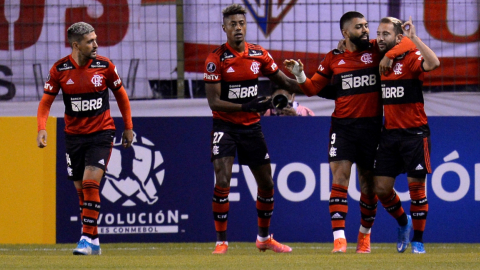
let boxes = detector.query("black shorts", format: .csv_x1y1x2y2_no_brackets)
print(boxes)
328,123,381,170
374,131,432,178
65,130,115,180
210,119,270,167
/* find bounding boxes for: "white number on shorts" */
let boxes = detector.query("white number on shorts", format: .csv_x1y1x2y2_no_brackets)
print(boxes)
331,133,336,145
213,132,224,144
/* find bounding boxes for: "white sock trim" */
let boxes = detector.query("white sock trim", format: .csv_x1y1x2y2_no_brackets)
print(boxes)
333,230,346,240
257,235,270,242
216,241,228,246
359,225,371,235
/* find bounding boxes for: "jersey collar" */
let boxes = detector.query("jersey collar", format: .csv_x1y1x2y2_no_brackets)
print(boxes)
225,41,249,57
68,54,93,69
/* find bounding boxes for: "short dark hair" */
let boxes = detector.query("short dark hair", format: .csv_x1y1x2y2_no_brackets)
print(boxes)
222,4,247,18
380,17,403,35
340,11,365,30
67,22,95,47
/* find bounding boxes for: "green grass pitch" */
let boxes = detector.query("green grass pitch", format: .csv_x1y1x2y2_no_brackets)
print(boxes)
1,243,479,269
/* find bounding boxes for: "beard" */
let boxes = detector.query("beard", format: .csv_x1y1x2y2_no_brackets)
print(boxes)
379,40,396,54
350,33,370,51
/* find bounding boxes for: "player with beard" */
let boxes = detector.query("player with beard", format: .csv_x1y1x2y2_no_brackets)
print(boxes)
37,22,133,255
374,17,439,254
284,11,415,253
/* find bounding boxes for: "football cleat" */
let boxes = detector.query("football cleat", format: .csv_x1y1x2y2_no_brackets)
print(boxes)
256,235,292,253
411,242,426,254
332,238,347,253
212,242,228,254
91,243,102,255
356,232,371,253
397,215,412,253
73,239,92,255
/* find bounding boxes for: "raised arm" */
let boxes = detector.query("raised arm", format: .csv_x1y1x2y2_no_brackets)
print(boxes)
283,59,331,97
402,16,440,71
267,69,302,94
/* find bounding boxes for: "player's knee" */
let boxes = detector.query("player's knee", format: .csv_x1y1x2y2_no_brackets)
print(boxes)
373,183,390,198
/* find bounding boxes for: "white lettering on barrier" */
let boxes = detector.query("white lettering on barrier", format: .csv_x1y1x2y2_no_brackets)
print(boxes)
432,162,470,201
276,162,315,202
217,151,478,203
98,225,178,234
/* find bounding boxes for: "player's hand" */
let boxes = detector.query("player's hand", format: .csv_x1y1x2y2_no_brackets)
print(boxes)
284,59,304,75
37,129,47,148
122,129,134,148
283,59,306,83
379,56,393,76
241,96,273,113
402,16,417,40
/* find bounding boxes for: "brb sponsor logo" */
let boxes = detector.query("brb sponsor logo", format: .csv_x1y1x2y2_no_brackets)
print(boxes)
70,97,103,112
99,132,189,235
382,84,404,98
224,149,480,203
341,74,377,90
228,84,258,99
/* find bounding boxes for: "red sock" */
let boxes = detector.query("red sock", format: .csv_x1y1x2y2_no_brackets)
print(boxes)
256,188,274,228
82,180,101,240
409,182,428,238
378,190,405,219
330,184,348,231
212,185,229,232
359,192,378,229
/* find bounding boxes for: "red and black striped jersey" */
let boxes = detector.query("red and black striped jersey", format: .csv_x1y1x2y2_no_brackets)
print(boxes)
316,43,383,127
381,49,429,135
204,41,279,126
300,38,416,128
44,55,123,135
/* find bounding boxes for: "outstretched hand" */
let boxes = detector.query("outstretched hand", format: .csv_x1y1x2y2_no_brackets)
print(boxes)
283,59,304,76
241,96,273,113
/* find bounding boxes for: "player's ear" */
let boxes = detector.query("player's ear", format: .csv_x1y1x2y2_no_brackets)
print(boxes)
222,24,226,32
396,34,403,44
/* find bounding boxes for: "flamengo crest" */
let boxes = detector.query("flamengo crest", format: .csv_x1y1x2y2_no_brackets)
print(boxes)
243,0,298,37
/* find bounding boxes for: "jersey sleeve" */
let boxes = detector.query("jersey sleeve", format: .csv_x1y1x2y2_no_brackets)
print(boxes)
407,50,425,73
260,50,279,76
44,67,61,95
204,53,221,83
106,60,123,91
384,37,416,59
297,53,334,97
316,53,334,78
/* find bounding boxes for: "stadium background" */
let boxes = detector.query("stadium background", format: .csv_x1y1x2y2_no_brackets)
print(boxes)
0,0,479,244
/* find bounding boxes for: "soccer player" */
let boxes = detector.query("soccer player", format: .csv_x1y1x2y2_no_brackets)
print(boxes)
374,16,439,254
36,22,133,255
284,11,415,253
204,4,300,254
